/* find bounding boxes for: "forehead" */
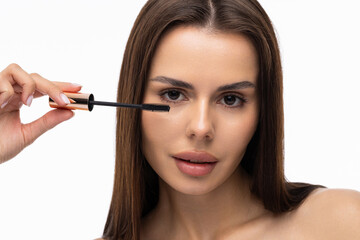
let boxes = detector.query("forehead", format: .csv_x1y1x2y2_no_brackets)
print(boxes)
148,25,258,87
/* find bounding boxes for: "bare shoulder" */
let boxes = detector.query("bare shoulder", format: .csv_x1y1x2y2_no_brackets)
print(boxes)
293,188,360,239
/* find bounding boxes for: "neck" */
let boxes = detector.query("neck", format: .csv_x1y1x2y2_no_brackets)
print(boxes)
146,167,268,240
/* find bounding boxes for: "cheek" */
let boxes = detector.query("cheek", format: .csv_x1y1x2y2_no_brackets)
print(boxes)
229,113,257,140
217,108,258,156
141,110,184,158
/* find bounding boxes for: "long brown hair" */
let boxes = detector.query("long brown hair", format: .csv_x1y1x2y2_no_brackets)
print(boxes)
103,0,326,239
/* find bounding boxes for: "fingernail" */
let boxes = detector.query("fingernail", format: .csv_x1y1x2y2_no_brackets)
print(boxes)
60,93,70,104
26,95,33,107
1,100,9,109
71,83,82,87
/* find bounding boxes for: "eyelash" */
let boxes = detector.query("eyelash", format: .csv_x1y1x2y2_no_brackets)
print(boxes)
158,88,248,109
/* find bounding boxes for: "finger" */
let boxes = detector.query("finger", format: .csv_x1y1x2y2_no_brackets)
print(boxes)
30,81,82,96
29,73,71,106
53,81,82,92
21,109,74,147
13,82,82,99
0,79,15,109
2,64,35,106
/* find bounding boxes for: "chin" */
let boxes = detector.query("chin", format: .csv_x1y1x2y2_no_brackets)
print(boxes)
163,174,222,196
174,184,216,196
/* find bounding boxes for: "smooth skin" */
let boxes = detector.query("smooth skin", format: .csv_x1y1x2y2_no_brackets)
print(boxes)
138,26,360,240
141,25,262,239
0,63,80,164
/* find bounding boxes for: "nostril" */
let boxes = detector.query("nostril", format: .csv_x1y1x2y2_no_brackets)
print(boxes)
187,131,213,141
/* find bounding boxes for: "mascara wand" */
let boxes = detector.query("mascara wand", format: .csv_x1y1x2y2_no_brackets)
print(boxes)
49,92,170,112
89,100,170,112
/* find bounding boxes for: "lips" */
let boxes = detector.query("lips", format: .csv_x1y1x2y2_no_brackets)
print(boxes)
172,151,218,163
172,151,218,176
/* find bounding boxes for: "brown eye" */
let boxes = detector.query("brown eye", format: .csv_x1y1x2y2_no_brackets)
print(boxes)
159,89,187,103
167,90,181,100
224,95,236,105
219,94,247,108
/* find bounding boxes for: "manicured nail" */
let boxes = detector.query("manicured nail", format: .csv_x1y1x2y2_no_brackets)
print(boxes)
60,93,70,104
26,95,33,107
1,100,9,109
71,83,82,87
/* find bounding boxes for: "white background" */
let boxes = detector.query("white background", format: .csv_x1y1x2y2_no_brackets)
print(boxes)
0,1,359,239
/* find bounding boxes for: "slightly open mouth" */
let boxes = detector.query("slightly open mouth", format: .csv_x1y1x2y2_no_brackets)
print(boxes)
174,157,214,164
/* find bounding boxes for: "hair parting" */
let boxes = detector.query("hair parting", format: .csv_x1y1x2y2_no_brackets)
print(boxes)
102,1,326,239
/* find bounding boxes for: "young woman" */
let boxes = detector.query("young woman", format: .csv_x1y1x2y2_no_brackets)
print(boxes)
1,0,359,239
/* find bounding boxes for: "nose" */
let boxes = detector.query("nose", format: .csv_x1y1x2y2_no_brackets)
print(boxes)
185,99,214,141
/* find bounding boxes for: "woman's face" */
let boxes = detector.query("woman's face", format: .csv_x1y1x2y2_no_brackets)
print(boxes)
141,26,259,195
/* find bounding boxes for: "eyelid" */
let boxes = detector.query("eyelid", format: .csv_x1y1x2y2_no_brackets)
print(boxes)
158,88,189,103
217,92,248,109
159,88,246,99
159,87,187,94
218,91,248,102
159,88,189,98
158,88,248,107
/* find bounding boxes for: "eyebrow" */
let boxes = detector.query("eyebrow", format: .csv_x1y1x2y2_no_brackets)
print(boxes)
149,76,256,91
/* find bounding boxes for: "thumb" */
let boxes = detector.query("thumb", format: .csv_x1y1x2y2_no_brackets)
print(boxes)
22,109,74,146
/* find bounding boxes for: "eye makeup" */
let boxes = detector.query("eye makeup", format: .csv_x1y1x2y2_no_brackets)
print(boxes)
159,89,188,104
217,92,248,108
49,92,170,112
158,88,248,109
